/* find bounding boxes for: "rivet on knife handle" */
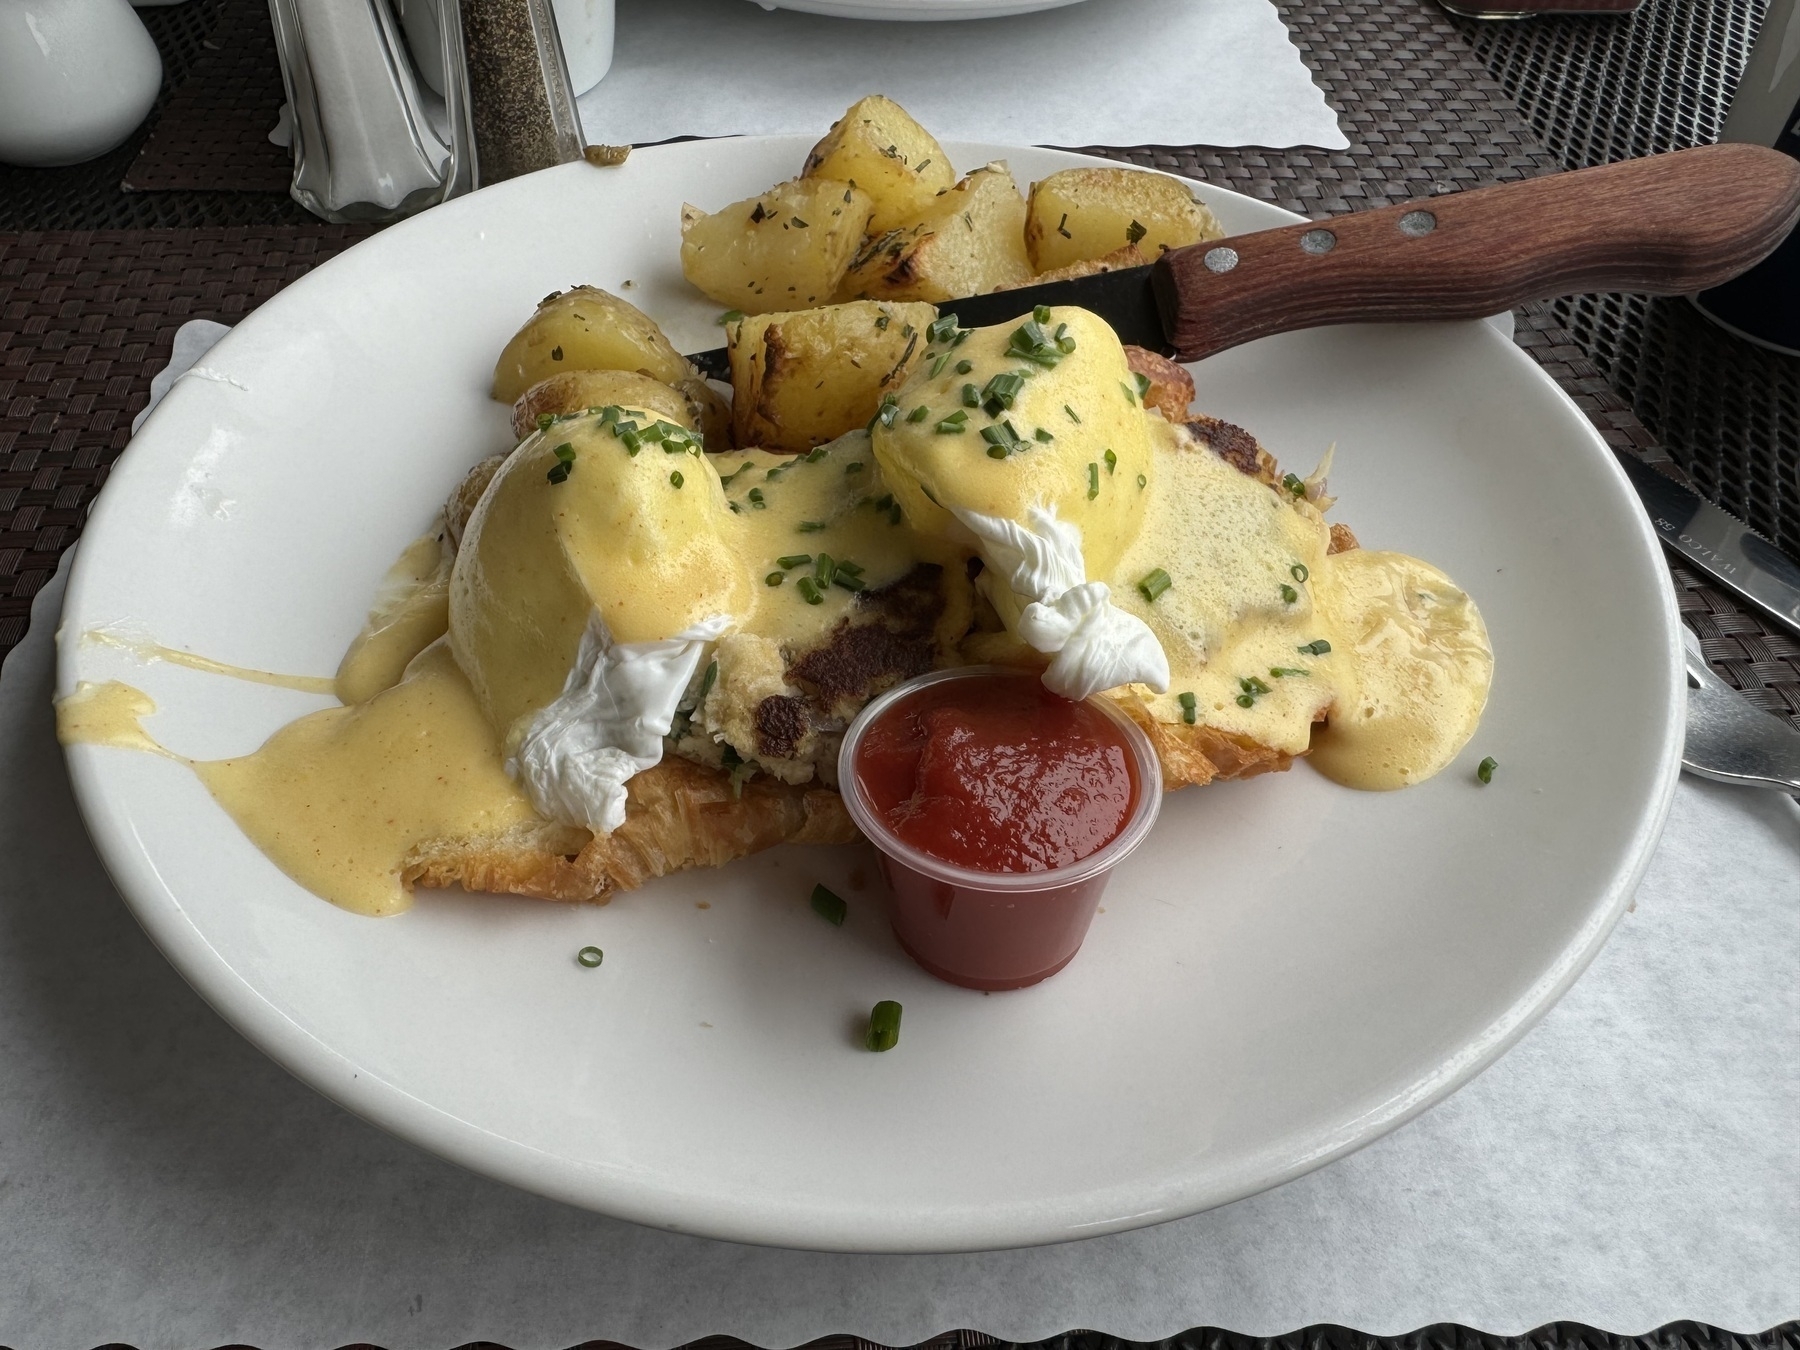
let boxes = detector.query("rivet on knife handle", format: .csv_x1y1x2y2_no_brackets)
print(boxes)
1150,142,1800,363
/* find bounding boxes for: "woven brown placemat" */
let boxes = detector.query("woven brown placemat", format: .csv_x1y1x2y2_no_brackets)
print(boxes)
0,226,372,650
123,0,293,194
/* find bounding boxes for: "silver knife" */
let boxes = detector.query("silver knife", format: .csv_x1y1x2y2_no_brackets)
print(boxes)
1615,450,1800,643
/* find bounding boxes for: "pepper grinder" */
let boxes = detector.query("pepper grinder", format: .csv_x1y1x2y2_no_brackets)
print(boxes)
441,0,587,189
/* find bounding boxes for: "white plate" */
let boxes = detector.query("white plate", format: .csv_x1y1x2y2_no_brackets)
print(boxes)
746,0,1087,19
57,138,1683,1253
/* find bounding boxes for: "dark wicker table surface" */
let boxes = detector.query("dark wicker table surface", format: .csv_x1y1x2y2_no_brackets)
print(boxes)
1,2,1797,1345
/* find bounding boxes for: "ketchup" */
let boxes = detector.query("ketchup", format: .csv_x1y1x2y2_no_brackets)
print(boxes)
852,672,1140,874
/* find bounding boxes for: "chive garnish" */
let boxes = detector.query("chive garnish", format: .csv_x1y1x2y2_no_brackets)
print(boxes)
777,554,811,569
875,313,890,330
1477,756,1498,784
765,571,784,586
927,314,960,345
1280,583,1298,604
552,442,575,463
1034,303,1053,323
1137,568,1172,602
546,463,570,484
835,560,863,578
980,371,1026,416
935,411,968,434
834,572,866,593
1126,219,1147,246
1006,319,1069,367
797,520,826,533
796,577,824,605
1035,427,1054,442
906,404,929,423
1120,380,1136,404
811,883,847,926
814,553,837,586
669,470,684,489
699,659,718,703
955,360,973,374
1104,448,1117,474
804,446,830,463
791,217,809,228
961,384,981,408
865,1000,902,1052
1291,563,1310,582
1236,694,1255,708
1057,212,1072,239
1087,462,1099,499
1134,372,1152,400
718,309,744,325
846,461,865,474
747,487,766,508
1065,404,1081,423
1298,639,1332,656
1136,473,1148,488
1240,676,1271,696
550,345,564,361
1282,472,1306,497
1269,666,1309,678
576,946,603,968
535,412,555,431
868,394,900,433
1177,691,1197,724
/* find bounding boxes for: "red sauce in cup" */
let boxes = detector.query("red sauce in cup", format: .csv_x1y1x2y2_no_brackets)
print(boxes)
852,672,1140,874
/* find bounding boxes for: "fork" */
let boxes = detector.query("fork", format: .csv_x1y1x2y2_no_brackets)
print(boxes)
1680,627,1800,794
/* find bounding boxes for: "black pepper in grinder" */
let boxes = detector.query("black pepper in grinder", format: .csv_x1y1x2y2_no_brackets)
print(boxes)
443,0,585,187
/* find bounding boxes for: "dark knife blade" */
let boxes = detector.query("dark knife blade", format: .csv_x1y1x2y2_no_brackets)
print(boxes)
682,266,1164,381
1614,449,1800,641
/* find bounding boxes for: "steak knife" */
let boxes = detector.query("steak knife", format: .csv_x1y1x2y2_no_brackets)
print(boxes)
683,141,1800,636
686,141,1800,377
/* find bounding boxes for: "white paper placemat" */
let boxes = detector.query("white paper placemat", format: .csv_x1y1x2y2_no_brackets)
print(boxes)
2,538,1796,1346
577,0,1349,152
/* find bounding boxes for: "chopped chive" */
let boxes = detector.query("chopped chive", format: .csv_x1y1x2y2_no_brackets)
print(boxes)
1282,472,1307,497
1235,694,1255,708
961,383,981,408
1126,219,1147,246
1298,639,1332,656
835,559,864,578
1137,568,1172,603
955,360,973,374
804,446,830,463
1177,691,1197,725
1065,404,1081,423
777,553,812,569
765,571,784,586
576,946,603,968
1034,303,1053,324
699,659,717,703
1087,462,1099,500
796,577,824,605
1269,666,1310,678
618,429,641,455
669,470,684,489
552,442,576,463
535,412,555,431
986,444,1009,459
1136,473,1148,488
814,553,837,586
929,351,953,378
834,572,866,593
1120,381,1136,404
1104,448,1117,474
810,883,847,926
1477,756,1498,784
887,502,904,525
906,404,930,423
1134,372,1152,401
845,461,865,474
927,314,960,345
1280,583,1298,604
546,463,570,484
797,521,827,533
791,217,809,228
1057,212,1071,239
718,309,744,326
1035,427,1054,442
865,1000,902,1052
875,313,890,330
550,345,564,361
747,487,766,508
936,410,968,434
1291,562,1310,583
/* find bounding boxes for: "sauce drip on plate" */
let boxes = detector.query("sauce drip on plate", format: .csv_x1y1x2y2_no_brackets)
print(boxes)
853,671,1139,874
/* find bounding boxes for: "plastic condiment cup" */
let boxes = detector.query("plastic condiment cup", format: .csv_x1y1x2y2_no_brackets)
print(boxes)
837,666,1163,992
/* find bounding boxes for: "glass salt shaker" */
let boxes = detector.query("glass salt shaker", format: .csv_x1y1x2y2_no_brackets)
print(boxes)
268,0,461,222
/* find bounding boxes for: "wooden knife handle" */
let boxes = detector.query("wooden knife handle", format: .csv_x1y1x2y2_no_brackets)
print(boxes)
1151,142,1800,362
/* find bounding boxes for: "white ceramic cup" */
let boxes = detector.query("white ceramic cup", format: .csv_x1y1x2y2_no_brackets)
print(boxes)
399,0,614,98
0,0,163,167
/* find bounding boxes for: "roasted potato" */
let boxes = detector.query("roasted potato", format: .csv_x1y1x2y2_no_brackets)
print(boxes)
1024,167,1223,273
673,375,733,453
509,370,699,443
727,300,937,451
680,178,875,314
1013,242,1148,287
801,95,956,234
836,162,1031,303
492,286,693,403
